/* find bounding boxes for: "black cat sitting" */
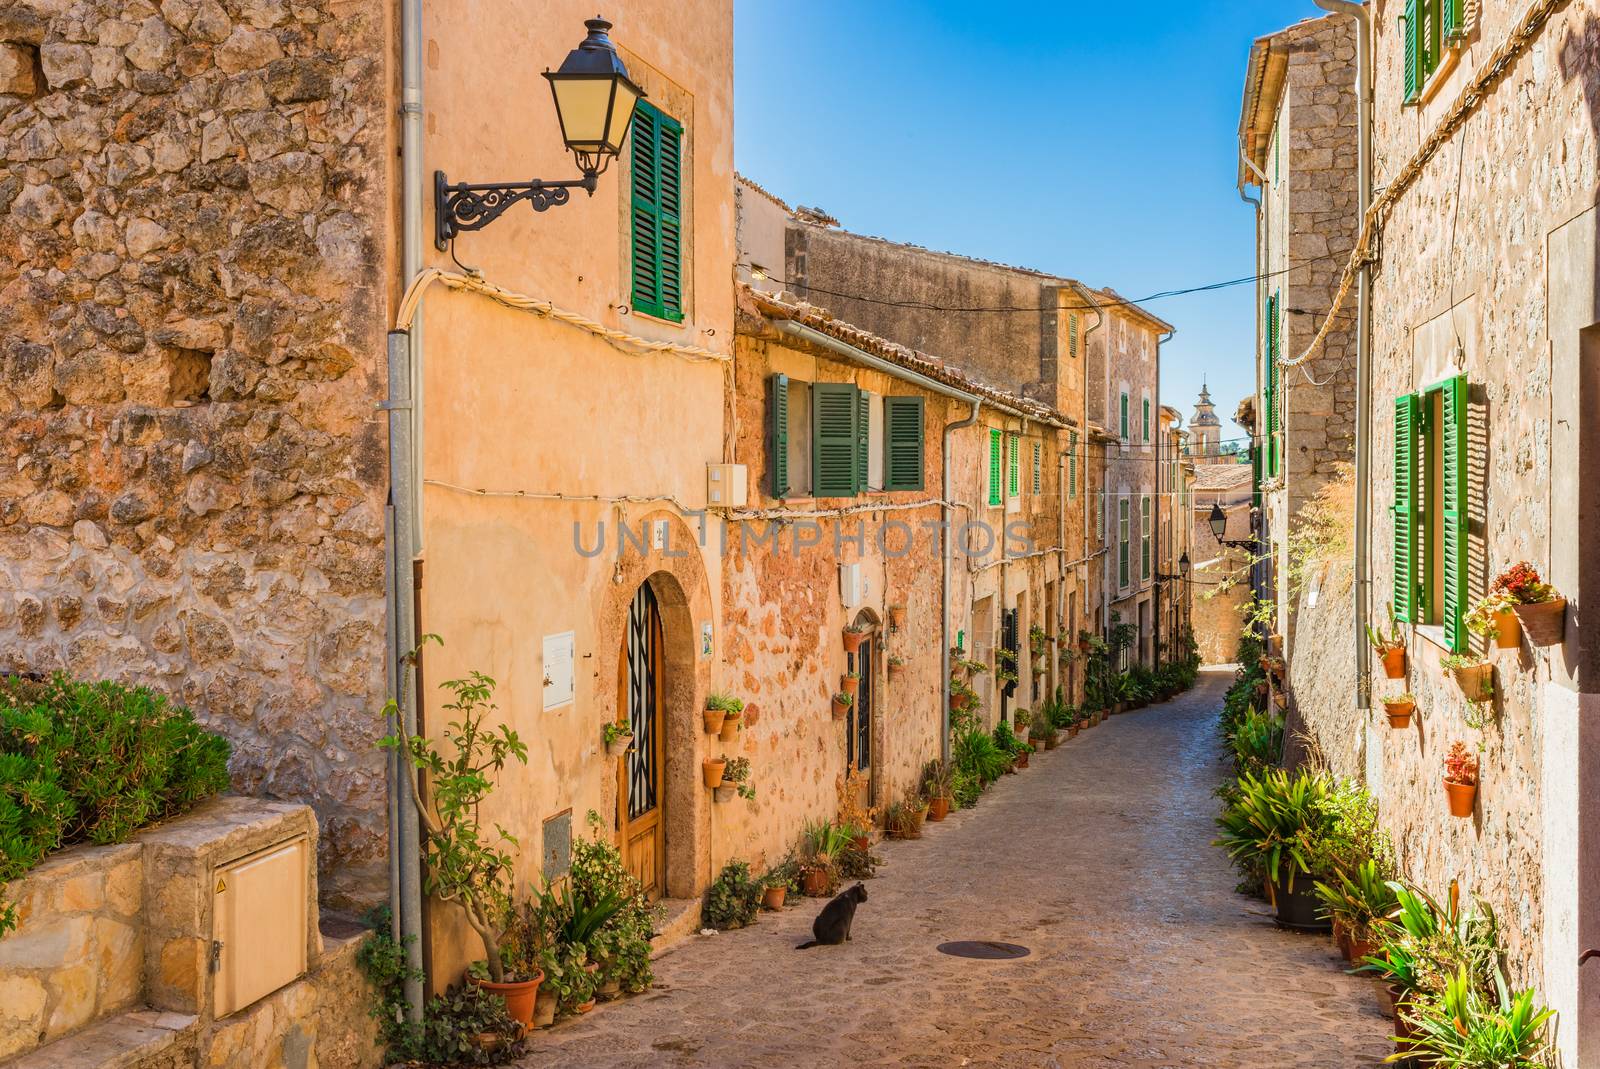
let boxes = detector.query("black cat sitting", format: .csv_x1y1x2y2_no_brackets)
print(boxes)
795,882,867,949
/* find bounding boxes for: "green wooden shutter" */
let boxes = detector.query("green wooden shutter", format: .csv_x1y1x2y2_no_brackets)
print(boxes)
1068,430,1078,498
1119,393,1129,439
1266,292,1282,477
768,373,789,498
1031,442,1041,494
630,102,684,322
855,389,871,493
1007,434,1020,497
988,429,1002,506
1440,376,1467,651
1143,398,1151,442
1442,0,1462,41
1403,0,1421,104
1393,394,1420,622
813,383,859,498
882,396,925,492
1141,496,1151,580
1118,499,1130,587
1068,314,1079,358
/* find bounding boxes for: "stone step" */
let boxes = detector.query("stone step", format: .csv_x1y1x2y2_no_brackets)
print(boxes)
3,1010,196,1069
648,897,702,957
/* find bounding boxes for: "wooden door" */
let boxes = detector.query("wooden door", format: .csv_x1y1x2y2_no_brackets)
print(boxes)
617,584,665,900
847,631,873,799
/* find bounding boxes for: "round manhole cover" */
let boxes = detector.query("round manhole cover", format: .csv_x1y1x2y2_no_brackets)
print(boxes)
936,940,1031,960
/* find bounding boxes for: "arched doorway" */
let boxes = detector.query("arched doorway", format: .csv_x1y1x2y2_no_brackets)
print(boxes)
617,583,666,899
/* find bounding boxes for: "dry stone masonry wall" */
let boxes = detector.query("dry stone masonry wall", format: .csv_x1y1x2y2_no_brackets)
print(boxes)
0,0,391,905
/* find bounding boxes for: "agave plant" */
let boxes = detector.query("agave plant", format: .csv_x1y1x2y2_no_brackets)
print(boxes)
1314,858,1398,938
1212,767,1335,892
1391,966,1555,1068
1366,880,1502,1000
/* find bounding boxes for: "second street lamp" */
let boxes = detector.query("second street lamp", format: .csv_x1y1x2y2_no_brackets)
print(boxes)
434,18,645,248
1209,502,1258,550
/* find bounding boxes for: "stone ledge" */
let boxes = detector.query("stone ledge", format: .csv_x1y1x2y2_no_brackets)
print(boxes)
1,1010,197,1069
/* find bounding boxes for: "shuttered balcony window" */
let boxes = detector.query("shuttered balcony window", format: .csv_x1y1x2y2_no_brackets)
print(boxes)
630,101,684,323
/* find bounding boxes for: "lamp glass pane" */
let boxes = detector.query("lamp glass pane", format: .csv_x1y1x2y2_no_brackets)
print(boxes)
602,82,641,153
550,77,616,150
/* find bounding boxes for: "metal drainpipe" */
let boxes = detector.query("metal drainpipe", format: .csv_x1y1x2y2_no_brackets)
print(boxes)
1313,0,1373,714
942,399,983,764
388,0,426,1022
1068,283,1104,645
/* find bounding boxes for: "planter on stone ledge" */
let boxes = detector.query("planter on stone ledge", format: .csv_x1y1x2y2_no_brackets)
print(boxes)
1381,696,1415,729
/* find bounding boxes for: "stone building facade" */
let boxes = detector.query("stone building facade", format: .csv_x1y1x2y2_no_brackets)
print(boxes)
1252,3,1600,1059
0,0,392,906
1155,405,1193,662
1238,12,1359,650
1188,459,1252,665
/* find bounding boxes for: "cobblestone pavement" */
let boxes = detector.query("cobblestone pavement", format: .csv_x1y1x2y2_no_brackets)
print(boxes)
523,668,1394,1068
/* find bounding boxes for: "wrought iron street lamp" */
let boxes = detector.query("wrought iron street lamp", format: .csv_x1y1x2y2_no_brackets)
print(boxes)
1156,551,1190,585
434,17,645,248
1208,502,1258,550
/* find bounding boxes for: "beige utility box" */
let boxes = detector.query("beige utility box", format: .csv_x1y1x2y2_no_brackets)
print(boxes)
212,835,309,1017
706,463,748,508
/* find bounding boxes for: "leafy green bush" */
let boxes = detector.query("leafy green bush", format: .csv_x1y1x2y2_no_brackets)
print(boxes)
1398,966,1555,1068
567,826,657,993
1226,706,1283,772
954,729,1008,786
991,721,1027,757
1213,766,1336,892
0,674,232,934
702,859,761,930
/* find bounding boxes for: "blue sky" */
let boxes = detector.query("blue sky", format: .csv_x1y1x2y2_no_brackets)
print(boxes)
734,0,1323,451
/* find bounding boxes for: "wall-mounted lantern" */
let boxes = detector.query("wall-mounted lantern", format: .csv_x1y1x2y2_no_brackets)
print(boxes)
434,17,645,248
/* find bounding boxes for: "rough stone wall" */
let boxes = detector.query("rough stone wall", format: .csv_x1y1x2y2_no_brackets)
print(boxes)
0,0,392,906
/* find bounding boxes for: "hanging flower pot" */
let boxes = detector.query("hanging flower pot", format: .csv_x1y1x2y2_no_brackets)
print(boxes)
1443,741,1478,818
718,709,742,743
1268,633,1284,656
1273,691,1288,710
1381,696,1414,729
1445,658,1494,703
703,708,726,734
761,884,787,910
713,784,735,804
888,657,906,681
1491,609,1522,649
831,692,852,720
1444,778,1477,818
841,673,860,698
1513,597,1567,646
948,689,971,712
843,626,867,653
702,757,726,789
887,604,906,630
1381,647,1407,679
603,723,634,757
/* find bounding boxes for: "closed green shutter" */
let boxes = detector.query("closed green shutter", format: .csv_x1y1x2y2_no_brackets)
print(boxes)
1143,398,1151,442
855,389,872,493
1118,499,1130,588
988,429,1003,506
812,383,859,498
630,102,684,322
1265,292,1282,477
1440,376,1467,652
1442,0,1463,41
1007,434,1020,496
1031,441,1041,494
1068,431,1078,498
1393,394,1420,622
882,396,925,492
1141,496,1151,580
1068,314,1079,358
768,373,789,498
1403,0,1421,103
1120,393,1129,439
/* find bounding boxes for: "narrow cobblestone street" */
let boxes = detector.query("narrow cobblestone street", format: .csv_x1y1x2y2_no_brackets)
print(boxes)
523,668,1394,1068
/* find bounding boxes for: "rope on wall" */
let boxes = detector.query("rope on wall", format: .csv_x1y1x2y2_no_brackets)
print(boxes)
1284,0,1570,371
395,267,732,364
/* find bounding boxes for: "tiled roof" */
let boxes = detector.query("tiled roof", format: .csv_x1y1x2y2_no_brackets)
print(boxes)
739,285,1073,428
735,173,792,214
1193,463,1253,491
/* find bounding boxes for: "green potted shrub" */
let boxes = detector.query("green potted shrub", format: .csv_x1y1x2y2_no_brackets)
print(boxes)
718,755,755,803
1397,966,1555,1068
761,856,798,910
704,692,742,735
602,719,634,758
701,859,761,930
381,670,542,1023
1213,767,1336,931
1492,561,1566,646
1466,588,1522,650
798,819,848,896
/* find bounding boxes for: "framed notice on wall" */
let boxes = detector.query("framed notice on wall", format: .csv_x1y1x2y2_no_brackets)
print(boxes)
543,631,574,710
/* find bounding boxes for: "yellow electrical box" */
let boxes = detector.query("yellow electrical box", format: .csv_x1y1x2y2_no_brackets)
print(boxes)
212,836,309,1017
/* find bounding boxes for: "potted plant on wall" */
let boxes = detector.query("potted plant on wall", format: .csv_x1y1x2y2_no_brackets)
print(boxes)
1443,742,1478,818
704,692,742,735
1380,693,1416,729
887,604,906,631
602,720,634,757
887,654,906,681
702,754,727,789
1465,589,1522,650
720,756,755,802
1441,652,1494,703
843,622,868,653
831,691,853,721
1493,561,1567,646
841,670,860,699
718,703,742,743
381,669,543,1023
1367,610,1408,679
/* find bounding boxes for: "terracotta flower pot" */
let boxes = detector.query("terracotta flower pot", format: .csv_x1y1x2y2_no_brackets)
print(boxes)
801,867,829,896
1382,700,1414,729
1015,750,1029,769
605,734,632,757
1348,934,1375,963
888,605,906,630
533,989,558,1028
831,697,850,720
927,796,950,821
702,758,726,789
1031,737,1044,752
703,708,726,734
718,711,741,743
1450,662,1493,702
888,662,905,681
713,785,734,803
949,692,971,712
841,675,860,698
1381,646,1407,679
1445,778,1476,818
1332,919,1351,960
850,833,870,854
843,629,866,653
1068,724,1080,737
761,884,787,910
1268,634,1284,655
1513,597,1566,646
1044,733,1059,749
1491,608,1522,649
470,969,545,1029
1273,692,1288,710
576,999,596,1015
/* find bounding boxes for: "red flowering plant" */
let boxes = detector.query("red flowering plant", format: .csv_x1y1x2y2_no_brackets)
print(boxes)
1442,741,1478,787
1491,561,1558,605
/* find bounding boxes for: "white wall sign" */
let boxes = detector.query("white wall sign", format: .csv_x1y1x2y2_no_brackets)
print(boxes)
542,631,575,710
701,621,713,658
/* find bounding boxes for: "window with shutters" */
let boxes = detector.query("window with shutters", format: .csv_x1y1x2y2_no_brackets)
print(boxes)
1007,434,1020,500
1118,498,1131,589
1142,398,1151,443
1068,431,1078,498
1402,0,1465,106
1140,495,1152,582
988,429,1003,507
1119,391,1129,440
811,382,862,498
630,101,685,322
1031,441,1041,495
768,374,790,498
1392,377,1468,651
882,396,925,492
